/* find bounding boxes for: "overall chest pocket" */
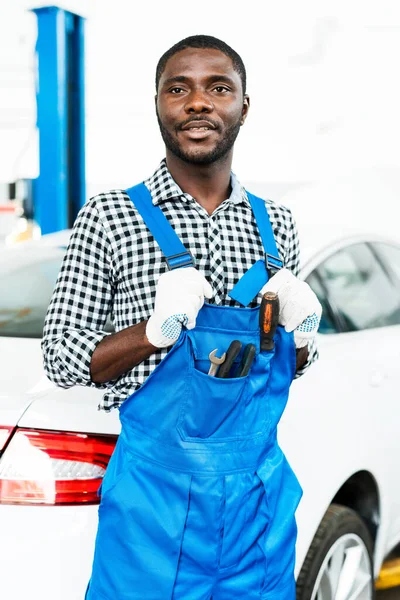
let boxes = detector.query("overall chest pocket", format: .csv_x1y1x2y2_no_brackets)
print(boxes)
177,330,274,443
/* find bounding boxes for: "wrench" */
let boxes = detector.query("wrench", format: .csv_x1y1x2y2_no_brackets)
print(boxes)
208,349,226,376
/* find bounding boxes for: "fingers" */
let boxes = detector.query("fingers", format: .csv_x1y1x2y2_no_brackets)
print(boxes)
282,284,321,332
284,306,314,332
185,269,213,300
183,302,200,330
261,269,322,341
158,267,213,299
187,293,204,314
261,268,296,295
203,279,213,299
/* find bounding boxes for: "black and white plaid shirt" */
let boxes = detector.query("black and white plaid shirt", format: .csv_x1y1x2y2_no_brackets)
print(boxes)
42,159,317,411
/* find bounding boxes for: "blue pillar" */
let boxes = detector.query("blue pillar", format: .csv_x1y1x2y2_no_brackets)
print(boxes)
31,6,86,235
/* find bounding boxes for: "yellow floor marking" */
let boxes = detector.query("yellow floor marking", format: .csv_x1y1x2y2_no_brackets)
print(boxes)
376,558,400,590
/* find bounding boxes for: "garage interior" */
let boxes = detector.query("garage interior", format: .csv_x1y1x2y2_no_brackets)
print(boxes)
1,3,400,599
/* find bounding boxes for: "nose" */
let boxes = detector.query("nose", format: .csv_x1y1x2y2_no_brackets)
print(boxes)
184,88,213,114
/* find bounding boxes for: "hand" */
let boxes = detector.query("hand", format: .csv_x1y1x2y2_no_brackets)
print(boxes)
261,268,322,349
146,267,213,348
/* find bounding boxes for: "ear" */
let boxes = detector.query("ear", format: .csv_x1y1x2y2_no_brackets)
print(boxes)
241,95,250,125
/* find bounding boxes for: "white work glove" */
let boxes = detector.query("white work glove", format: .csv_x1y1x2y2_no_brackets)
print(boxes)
261,268,322,349
146,267,213,348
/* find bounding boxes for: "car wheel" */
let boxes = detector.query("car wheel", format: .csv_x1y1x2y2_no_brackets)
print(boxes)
296,503,375,600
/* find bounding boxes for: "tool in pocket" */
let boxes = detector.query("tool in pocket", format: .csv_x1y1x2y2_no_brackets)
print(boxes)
216,340,242,378
259,291,280,351
208,349,226,376
235,343,257,377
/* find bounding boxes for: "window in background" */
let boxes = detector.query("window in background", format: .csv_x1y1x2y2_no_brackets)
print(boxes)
316,243,400,332
0,253,63,338
372,242,400,288
0,247,114,338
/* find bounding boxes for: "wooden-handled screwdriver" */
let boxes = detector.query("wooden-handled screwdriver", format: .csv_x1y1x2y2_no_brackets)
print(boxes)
259,291,280,351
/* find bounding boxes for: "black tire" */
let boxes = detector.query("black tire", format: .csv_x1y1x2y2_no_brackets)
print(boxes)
296,503,375,600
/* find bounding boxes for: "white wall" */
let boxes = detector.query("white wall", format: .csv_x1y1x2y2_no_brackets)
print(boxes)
1,0,400,196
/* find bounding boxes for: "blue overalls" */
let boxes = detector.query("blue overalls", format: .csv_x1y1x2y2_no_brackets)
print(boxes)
85,184,303,600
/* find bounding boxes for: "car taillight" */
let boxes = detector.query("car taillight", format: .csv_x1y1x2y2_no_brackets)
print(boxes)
0,428,117,506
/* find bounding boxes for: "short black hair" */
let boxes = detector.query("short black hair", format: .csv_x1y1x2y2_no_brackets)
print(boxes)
156,34,246,95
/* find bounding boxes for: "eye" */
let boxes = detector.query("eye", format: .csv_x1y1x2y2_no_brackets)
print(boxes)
213,85,230,93
170,87,185,94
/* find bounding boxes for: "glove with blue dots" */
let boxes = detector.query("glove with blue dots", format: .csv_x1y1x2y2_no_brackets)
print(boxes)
260,268,322,349
146,267,213,348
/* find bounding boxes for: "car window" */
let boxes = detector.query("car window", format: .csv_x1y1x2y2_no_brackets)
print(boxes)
0,252,63,338
305,271,339,334
372,242,400,286
0,248,115,338
316,243,400,332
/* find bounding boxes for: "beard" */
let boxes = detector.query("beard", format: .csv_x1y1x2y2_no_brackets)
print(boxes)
156,111,242,166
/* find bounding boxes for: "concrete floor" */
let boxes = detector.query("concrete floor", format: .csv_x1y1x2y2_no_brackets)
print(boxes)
377,587,400,599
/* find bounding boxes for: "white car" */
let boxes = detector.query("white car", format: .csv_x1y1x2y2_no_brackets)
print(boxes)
1,178,400,600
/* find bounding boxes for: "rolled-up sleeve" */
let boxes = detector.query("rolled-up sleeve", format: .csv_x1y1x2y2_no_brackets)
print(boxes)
41,198,115,389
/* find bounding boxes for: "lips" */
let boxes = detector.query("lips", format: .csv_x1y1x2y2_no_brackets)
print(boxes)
181,120,216,131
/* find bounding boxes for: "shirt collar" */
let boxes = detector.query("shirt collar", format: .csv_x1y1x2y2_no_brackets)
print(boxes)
144,158,251,209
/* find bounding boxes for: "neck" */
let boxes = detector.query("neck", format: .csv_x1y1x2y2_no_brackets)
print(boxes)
166,152,233,215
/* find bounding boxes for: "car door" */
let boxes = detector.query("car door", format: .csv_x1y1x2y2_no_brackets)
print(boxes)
309,241,400,557
367,241,400,550
279,240,400,573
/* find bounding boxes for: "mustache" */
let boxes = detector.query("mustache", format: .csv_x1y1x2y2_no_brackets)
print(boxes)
178,117,219,130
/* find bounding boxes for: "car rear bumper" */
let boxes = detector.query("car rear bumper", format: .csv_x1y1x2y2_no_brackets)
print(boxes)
0,503,98,599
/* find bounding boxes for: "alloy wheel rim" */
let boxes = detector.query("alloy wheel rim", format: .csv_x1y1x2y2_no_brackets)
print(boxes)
311,533,372,600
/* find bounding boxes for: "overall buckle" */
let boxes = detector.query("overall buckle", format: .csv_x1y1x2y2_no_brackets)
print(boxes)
265,253,283,277
165,251,195,270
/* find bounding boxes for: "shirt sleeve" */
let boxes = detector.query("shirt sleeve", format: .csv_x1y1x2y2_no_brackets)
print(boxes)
41,198,115,389
282,207,319,377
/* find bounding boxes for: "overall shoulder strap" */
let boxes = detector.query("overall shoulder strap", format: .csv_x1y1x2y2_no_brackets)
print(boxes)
228,192,283,306
125,183,194,270
126,184,282,305
247,192,283,269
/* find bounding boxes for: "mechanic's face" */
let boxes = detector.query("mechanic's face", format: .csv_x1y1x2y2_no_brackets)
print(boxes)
156,48,249,166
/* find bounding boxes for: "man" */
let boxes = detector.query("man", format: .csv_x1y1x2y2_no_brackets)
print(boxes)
42,35,321,600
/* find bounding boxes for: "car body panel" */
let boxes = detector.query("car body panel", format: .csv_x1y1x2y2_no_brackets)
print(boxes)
280,323,400,577
0,335,120,434
0,337,119,599
19,385,121,435
0,338,43,425
0,503,98,599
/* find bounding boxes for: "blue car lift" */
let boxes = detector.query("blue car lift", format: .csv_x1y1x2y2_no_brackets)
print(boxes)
31,6,86,235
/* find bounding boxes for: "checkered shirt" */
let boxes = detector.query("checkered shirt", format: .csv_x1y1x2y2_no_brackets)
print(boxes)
42,159,318,411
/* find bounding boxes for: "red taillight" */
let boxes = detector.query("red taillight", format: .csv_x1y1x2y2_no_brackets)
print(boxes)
0,428,117,506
